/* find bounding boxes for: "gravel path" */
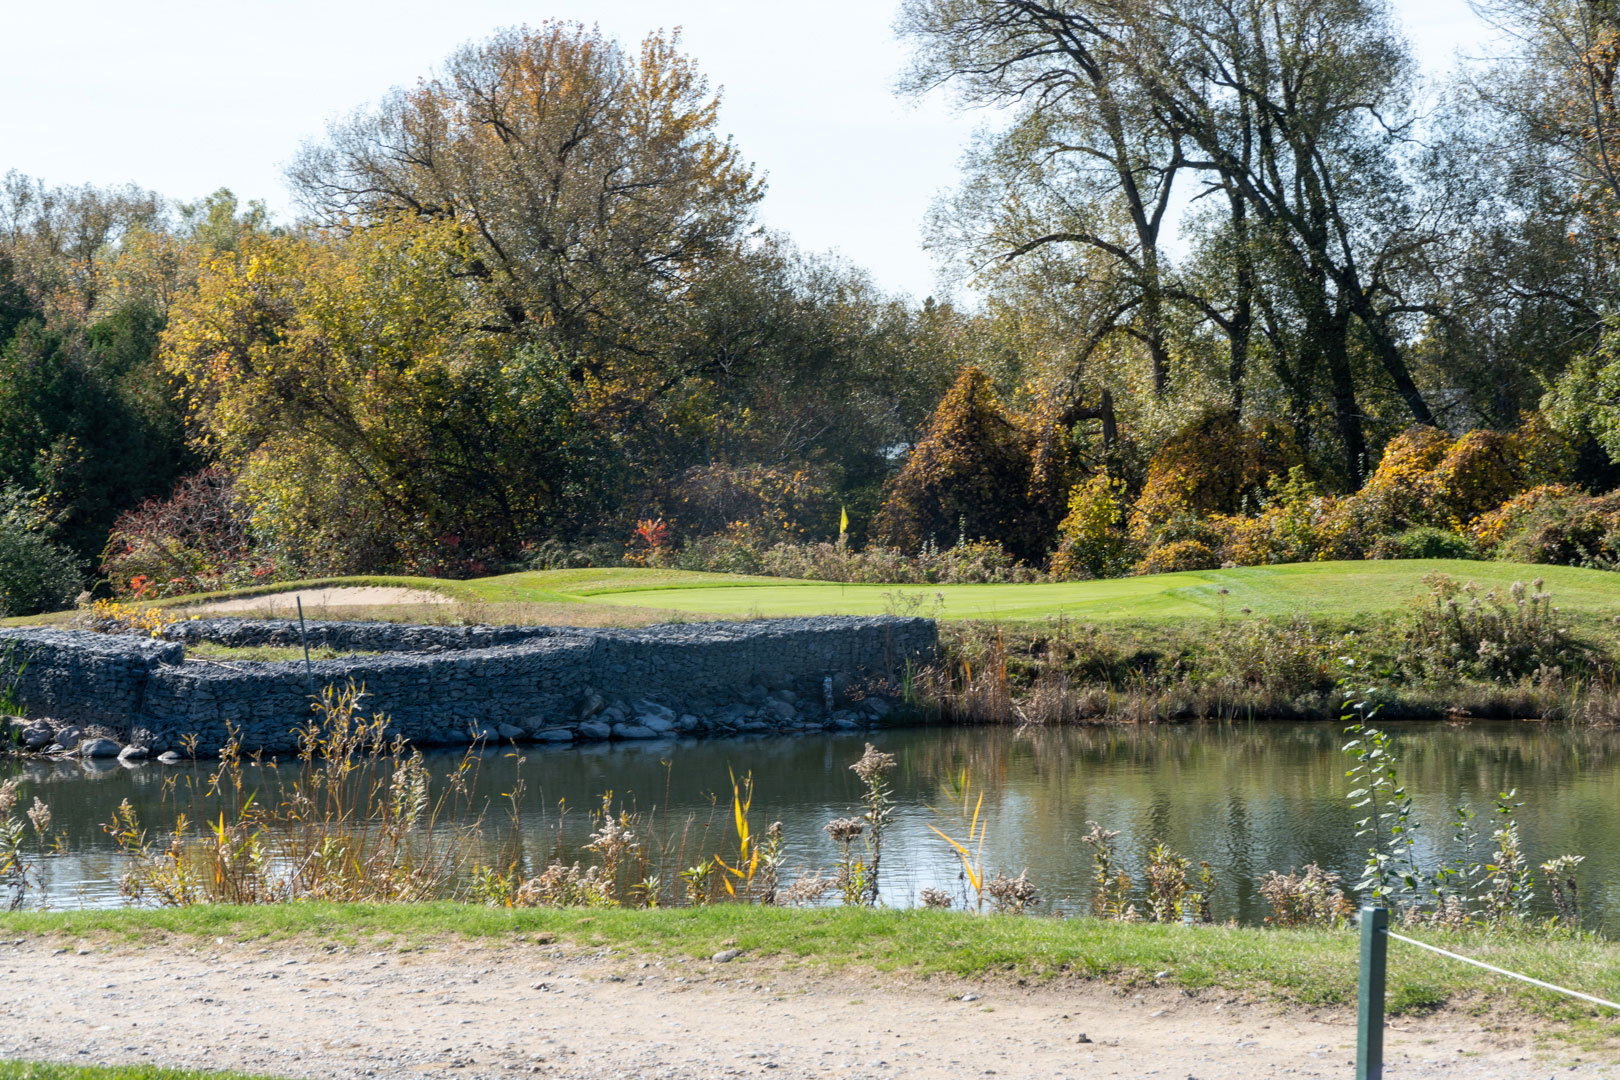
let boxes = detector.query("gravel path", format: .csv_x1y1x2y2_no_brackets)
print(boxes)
0,936,1612,1079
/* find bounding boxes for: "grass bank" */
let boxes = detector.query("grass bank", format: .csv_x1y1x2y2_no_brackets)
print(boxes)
6,903,1619,1022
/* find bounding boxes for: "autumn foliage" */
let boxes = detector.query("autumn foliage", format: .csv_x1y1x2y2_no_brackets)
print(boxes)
873,368,1065,564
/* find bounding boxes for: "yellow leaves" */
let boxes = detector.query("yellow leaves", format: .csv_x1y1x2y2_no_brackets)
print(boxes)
711,769,760,898
929,783,988,901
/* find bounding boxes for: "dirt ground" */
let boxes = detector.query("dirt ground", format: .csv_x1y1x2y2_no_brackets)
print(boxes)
0,936,1614,1080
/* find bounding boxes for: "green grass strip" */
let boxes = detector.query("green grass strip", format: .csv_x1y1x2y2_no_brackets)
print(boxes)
0,1065,287,1080
6,903,1620,1020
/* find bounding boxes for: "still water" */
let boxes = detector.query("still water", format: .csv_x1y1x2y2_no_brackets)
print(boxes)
11,721,1620,927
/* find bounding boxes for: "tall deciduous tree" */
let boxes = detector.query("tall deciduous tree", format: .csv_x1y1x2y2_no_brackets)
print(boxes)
288,23,762,390
163,217,602,573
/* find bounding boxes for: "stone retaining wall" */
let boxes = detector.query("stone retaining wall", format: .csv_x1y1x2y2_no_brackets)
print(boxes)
0,617,936,754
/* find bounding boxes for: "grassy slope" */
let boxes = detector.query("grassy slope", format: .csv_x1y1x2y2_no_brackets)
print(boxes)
6,559,1616,629
5,903,1620,1022
49,560,1620,625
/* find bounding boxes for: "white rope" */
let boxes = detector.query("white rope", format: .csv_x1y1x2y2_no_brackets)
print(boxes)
1387,931,1620,1012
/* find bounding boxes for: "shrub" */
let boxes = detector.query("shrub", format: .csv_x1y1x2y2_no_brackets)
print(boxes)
1368,526,1478,561
1206,468,1339,566
751,537,1041,584
523,537,625,570
1398,573,1579,684
1259,864,1354,928
1196,615,1342,698
672,523,766,575
1472,486,1620,568
0,485,82,616
1512,412,1578,487
671,463,835,542
874,367,1060,563
1422,429,1528,526
1134,539,1219,575
1049,473,1135,580
101,467,268,597
1127,411,1303,550
1468,484,1582,553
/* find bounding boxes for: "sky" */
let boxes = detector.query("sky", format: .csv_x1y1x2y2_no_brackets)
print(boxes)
2,0,1499,301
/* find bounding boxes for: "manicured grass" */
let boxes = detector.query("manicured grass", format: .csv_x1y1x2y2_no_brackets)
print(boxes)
0,1066,285,1080
6,903,1619,1020
35,559,1614,628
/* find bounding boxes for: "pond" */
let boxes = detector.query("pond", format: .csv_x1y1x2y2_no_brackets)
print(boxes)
10,720,1620,929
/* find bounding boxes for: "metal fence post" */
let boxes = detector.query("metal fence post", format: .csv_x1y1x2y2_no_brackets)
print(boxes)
1357,905,1388,1080
296,596,315,699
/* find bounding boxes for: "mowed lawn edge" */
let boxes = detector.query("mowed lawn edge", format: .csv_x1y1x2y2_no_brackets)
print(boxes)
6,904,1620,1022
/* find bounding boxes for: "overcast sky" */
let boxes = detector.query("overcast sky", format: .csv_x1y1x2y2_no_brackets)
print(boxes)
4,0,1496,300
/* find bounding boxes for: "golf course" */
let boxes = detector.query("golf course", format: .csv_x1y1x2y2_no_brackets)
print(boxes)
12,557,1608,629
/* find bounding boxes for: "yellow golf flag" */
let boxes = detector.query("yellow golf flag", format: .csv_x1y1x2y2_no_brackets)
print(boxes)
839,505,849,535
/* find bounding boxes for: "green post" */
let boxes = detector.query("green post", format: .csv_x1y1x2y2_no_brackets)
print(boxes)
1357,905,1388,1080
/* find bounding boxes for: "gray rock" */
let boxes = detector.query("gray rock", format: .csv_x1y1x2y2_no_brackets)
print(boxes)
762,699,797,723
612,723,657,740
865,697,892,719
777,690,798,705
638,715,675,734
79,737,121,758
739,721,771,733
577,691,605,720
576,720,612,741
21,723,52,750
156,751,184,765
677,714,700,732
54,727,81,748
496,723,526,741
712,949,742,963
632,699,675,724
117,745,150,762
43,743,65,755
534,727,574,742
472,725,500,743
831,716,861,731
599,705,628,725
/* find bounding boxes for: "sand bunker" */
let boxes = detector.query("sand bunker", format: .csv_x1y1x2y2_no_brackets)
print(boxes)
186,587,455,614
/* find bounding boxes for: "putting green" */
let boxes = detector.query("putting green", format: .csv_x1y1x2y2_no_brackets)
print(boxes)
472,559,1620,624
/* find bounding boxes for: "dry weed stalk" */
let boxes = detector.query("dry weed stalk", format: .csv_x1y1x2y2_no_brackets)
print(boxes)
108,680,487,905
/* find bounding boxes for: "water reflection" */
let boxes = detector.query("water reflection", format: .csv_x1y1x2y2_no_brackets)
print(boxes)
12,721,1620,928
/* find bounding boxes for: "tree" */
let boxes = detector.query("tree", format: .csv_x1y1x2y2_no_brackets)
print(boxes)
163,217,606,573
0,485,82,617
900,0,1447,485
0,171,163,321
289,23,762,392
902,0,1190,398
0,303,190,560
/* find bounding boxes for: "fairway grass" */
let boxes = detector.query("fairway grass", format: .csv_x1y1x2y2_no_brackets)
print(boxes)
12,558,1619,628
6,903,1620,1022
